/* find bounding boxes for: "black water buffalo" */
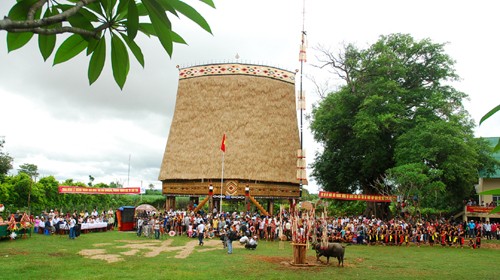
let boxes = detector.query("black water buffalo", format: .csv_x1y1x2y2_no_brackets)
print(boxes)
311,241,345,266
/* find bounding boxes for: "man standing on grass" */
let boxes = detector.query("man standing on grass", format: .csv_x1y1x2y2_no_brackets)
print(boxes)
227,225,238,254
137,217,144,237
68,216,76,240
484,221,492,240
197,220,205,246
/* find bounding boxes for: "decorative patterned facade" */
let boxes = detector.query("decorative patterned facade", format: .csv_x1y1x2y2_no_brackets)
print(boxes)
178,63,296,84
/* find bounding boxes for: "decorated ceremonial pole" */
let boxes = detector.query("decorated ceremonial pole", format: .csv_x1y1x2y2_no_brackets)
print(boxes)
297,0,308,203
291,1,309,266
220,133,226,213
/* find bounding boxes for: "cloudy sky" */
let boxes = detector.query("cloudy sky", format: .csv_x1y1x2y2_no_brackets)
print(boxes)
1,0,499,193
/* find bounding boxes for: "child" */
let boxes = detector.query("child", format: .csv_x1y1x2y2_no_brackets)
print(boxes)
468,237,476,249
475,232,482,249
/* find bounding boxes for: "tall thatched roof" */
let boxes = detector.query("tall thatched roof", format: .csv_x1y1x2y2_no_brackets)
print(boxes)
159,63,302,186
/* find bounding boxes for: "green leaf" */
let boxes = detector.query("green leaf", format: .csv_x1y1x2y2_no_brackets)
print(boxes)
38,8,58,61
127,0,139,39
138,23,156,36
7,0,39,20
111,33,130,89
117,0,130,15
111,0,119,15
100,0,110,13
83,1,106,17
67,12,95,33
199,0,216,8
171,31,186,44
7,32,34,52
101,0,118,18
6,0,39,52
87,37,101,56
120,33,145,67
38,34,56,61
169,0,212,34
136,3,148,16
156,0,178,15
479,104,500,125
137,23,183,44
88,38,107,85
142,0,173,56
78,6,100,22
53,34,88,65
479,189,500,195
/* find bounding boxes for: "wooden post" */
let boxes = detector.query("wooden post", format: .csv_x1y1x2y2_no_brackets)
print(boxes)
268,199,274,215
292,243,307,265
165,197,176,211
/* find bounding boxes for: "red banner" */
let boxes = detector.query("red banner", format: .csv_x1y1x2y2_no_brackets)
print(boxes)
466,206,495,213
58,186,140,195
319,191,396,202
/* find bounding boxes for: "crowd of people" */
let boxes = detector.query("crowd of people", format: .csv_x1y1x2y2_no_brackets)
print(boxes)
320,216,499,249
11,205,498,251
133,208,500,251
31,208,116,237
135,209,244,253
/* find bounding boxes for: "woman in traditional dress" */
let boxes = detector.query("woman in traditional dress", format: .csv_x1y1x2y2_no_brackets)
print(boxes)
458,228,465,248
427,227,434,246
440,228,447,246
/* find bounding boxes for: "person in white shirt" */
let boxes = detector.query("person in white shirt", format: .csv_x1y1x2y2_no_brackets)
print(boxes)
137,217,144,237
154,219,161,239
197,221,205,246
69,217,76,239
484,221,492,240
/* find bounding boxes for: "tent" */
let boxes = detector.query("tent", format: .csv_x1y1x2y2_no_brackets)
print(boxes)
135,204,158,213
135,204,158,219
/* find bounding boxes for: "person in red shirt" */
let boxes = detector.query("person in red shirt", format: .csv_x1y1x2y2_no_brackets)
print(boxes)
491,222,497,240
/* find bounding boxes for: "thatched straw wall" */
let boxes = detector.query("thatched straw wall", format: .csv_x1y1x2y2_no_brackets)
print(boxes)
159,63,302,190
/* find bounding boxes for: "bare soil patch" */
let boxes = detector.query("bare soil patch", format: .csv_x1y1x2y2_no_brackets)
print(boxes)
480,243,500,249
78,237,225,263
79,249,106,256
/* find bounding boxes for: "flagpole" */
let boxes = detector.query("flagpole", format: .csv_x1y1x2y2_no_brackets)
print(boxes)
220,152,224,213
219,133,226,214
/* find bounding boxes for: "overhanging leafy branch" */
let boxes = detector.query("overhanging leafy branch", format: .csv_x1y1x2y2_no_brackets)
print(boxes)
0,0,215,89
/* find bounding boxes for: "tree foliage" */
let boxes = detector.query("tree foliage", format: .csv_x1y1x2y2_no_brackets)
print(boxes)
0,152,14,177
0,173,165,216
18,163,39,178
0,0,215,89
311,34,497,211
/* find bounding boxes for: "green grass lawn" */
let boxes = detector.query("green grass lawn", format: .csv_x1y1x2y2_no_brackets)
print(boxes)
0,231,499,280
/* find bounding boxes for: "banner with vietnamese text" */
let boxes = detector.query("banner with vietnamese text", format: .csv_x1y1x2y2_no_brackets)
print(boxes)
319,191,396,202
466,206,495,213
58,186,141,195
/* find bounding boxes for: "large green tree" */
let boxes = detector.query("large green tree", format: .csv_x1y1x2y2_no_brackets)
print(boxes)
0,0,215,89
311,34,496,215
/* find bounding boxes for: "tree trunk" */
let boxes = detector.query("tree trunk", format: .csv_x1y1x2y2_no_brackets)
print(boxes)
364,201,391,219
